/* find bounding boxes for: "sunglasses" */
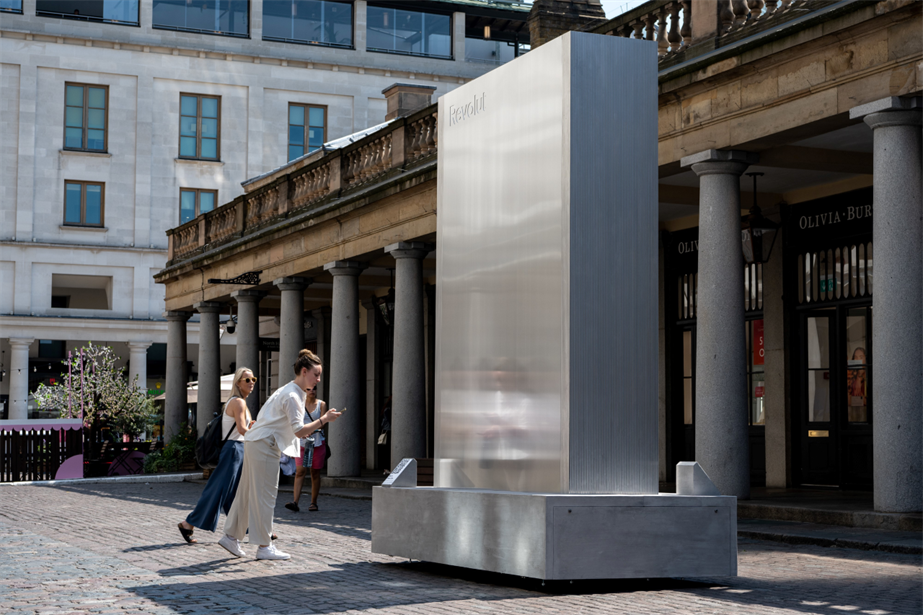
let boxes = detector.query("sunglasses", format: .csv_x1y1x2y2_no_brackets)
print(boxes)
242,377,258,384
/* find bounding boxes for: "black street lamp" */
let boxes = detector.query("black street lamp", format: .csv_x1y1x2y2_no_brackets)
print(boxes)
742,172,779,265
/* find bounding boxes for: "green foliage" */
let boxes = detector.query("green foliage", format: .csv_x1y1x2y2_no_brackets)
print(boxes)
143,423,198,474
33,342,158,438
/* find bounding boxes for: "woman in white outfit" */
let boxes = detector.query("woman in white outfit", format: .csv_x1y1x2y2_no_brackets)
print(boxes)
219,349,341,560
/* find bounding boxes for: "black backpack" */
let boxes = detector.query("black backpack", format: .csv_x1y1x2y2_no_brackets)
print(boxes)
195,410,237,469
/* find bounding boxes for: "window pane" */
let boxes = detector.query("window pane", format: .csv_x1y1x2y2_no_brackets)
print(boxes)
87,87,106,108
64,127,83,149
806,316,829,369
199,191,215,213
808,370,830,422
84,184,102,224
180,95,197,116
289,125,304,145
751,379,765,425
846,308,869,423
394,9,422,54
65,184,82,223
201,97,218,118
200,138,217,158
289,104,305,126
308,106,324,127
180,190,196,223
201,117,218,138
423,13,451,57
0,1,23,11
87,129,105,150
180,136,197,157
328,0,352,46
65,107,83,128
308,127,323,148
180,116,197,136
103,0,138,23
683,378,692,425
289,145,304,161
66,85,83,106
87,108,105,129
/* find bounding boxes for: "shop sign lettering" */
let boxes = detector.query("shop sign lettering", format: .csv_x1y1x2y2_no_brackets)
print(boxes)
799,205,871,230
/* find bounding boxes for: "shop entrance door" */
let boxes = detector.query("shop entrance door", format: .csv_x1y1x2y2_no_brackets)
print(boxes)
797,306,872,488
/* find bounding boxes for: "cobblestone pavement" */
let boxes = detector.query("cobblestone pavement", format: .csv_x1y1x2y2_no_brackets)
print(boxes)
0,481,920,615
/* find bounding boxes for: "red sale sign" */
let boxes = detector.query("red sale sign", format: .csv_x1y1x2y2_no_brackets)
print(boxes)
753,319,764,366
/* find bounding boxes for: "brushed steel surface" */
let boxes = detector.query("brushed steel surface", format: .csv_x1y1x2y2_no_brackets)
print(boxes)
434,32,658,493
372,487,738,580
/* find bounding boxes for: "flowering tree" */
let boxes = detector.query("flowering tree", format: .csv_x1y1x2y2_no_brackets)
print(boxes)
33,342,157,438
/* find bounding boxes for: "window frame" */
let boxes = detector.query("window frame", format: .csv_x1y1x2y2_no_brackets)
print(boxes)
63,180,106,228
0,1,23,14
287,102,328,162
178,93,222,161
152,0,250,38
63,83,109,153
36,0,140,26
179,188,218,224
366,3,454,60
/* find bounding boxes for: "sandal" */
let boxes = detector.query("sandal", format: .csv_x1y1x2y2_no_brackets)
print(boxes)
178,523,197,544
308,503,318,512
285,502,299,512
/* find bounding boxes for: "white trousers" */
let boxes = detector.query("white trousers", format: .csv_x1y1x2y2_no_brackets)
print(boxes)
223,437,280,547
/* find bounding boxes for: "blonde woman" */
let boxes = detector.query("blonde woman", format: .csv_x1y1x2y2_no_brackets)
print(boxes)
177,367,256,544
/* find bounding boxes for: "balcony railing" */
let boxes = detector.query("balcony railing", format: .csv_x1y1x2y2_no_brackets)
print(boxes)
167,106,438,264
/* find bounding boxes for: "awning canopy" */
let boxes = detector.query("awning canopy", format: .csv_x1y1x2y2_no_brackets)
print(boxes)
152,373,236,404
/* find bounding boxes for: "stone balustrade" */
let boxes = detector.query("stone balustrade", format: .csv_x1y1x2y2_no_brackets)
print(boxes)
597,0,822,59
166,105,439,264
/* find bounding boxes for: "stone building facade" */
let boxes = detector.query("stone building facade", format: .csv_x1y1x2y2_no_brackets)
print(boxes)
0,0,529,421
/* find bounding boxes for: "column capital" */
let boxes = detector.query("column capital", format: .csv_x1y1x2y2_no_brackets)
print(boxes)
164,311,192,322
127,341,154,351
324,260,367,276
681,149,758,177
194,301,223,314
231,289,267,303
849,96,922,126
385,241,434,260
8,337,34,348
273,276,311,291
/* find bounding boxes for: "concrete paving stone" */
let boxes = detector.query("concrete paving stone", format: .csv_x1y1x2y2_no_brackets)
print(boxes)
0,481,920,614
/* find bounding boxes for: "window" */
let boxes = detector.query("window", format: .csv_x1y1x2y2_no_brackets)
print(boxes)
179,94,220,160
37,1,139,24
288,104,326,161
367,5,451,59
465,38,516,65
153,0,249,37
64,83,108,152
0,1,22,14
39,340,66,358
263,0,352,47
180,188,217,224
63,181,104,227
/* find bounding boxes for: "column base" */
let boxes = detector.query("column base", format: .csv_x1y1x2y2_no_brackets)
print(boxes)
372,487,737,580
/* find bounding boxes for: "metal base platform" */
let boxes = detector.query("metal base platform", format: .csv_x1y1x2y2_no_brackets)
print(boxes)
372,487,737,580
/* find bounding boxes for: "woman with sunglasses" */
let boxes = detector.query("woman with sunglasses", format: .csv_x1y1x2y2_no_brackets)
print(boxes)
285,385,327,512
177,367,257,544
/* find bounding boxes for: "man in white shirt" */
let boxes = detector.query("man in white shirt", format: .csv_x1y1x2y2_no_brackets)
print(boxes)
219,349,341,560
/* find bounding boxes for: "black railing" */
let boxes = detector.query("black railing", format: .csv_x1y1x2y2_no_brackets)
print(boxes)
0,427,83,482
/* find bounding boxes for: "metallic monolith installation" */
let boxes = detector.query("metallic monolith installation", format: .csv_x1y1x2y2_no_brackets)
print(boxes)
372,32,737,580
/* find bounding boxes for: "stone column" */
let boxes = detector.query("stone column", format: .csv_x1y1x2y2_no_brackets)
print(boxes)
762,225,791,488
274,277,310,383
127,341,152,391
233,290,266,415
8,338,34,421
363,299,381,470
851,97,923,513
311,307,332,402
424,283,437,457
165,312,191,443
385,242,432,463
194,302,222,437
681,149,758,499
324,261,366,477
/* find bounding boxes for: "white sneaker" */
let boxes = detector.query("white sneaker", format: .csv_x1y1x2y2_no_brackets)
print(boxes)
218,535,245,558
256,544,291,560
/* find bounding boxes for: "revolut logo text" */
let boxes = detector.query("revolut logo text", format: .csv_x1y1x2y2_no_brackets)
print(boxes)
449,93,486,126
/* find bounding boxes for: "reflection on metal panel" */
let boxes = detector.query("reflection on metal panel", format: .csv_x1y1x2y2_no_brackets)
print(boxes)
435,32,658,494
